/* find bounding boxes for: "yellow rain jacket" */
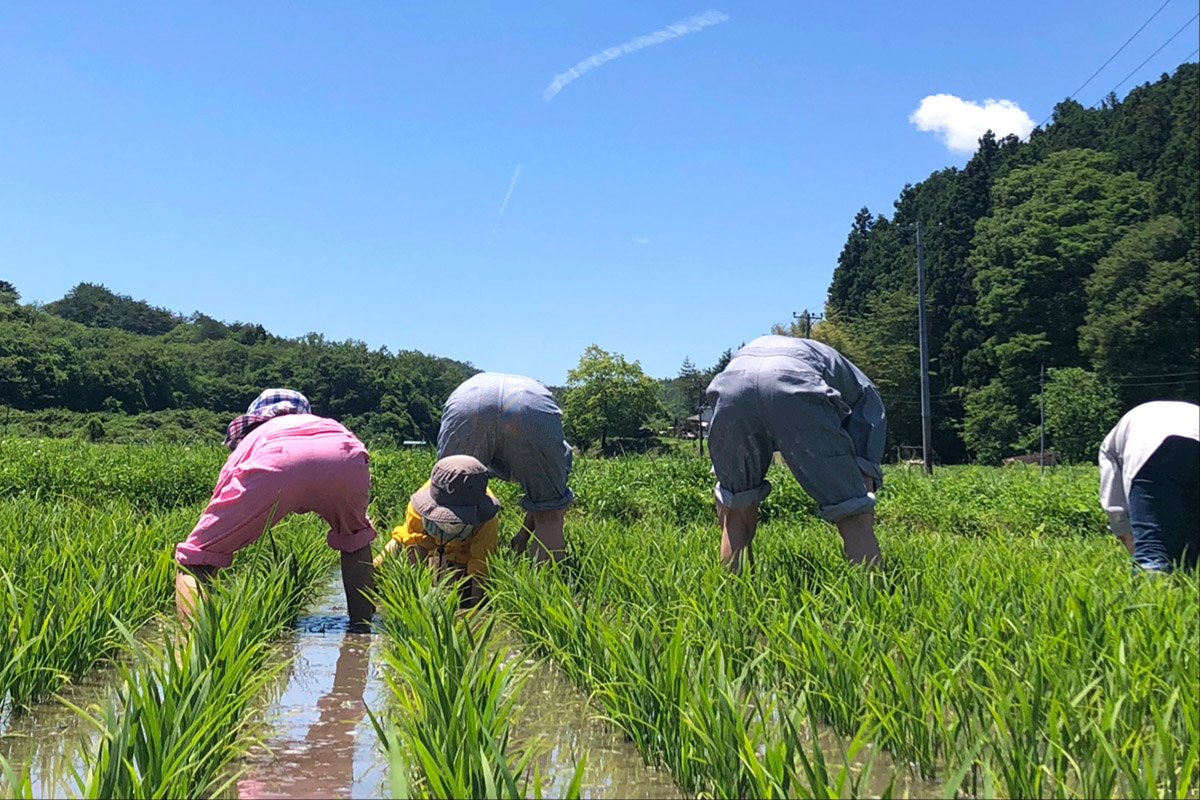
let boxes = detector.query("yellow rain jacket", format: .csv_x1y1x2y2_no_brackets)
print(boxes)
391,481,500,577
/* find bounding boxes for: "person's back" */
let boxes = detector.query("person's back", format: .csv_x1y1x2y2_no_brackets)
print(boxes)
730,335,873,407
175,389,377,626
1099,400,1199,572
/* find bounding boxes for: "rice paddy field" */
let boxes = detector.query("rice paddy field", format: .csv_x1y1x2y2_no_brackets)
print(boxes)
0,438,1196,799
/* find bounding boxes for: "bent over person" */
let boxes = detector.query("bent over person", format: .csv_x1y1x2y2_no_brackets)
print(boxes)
1099,400,1199,573
374,455,501,607
437,372,574,562
175,389,377,626
706,336,886,569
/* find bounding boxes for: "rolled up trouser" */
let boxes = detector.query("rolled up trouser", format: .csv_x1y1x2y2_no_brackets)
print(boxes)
437,372,575,513
707,354,877,523
1128,435,1199,572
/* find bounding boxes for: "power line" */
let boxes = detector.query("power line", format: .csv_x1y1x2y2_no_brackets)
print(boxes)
1094,10,1200,105
1110,369,1200,380
1038,0,1175,126
1111,377,1200,387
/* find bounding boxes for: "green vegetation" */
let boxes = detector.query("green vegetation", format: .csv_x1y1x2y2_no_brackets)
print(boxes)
370,564,583,799
488,498,1197,797
808,63,1198,463
0,498,182,711
71,521,333,799
0,282,475,445
0,443,1195,799
564,344,664,452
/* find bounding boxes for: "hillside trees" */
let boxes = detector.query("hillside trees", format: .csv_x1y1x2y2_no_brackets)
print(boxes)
1080,214,1200,406
814,62,1198,463
0,289,476,445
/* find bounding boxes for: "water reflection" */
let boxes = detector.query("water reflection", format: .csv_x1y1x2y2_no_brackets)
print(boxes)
508,650,681,799
235,609,386,800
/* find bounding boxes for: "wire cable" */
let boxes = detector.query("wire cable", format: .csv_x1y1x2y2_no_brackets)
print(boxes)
1094,11,1200,105
1038,0,1176,126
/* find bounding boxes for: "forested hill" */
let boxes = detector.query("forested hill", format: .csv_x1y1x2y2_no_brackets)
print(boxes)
810,62,1198,464
0,282,476,444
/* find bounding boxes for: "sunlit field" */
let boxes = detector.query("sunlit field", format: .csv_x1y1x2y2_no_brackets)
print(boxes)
0,440,1195,798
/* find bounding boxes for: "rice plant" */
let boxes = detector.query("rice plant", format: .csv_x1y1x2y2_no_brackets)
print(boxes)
370,562,583,799
0,498,185,712
69,521,333,799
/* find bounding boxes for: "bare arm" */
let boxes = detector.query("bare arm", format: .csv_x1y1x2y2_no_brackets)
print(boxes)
372,537,401,569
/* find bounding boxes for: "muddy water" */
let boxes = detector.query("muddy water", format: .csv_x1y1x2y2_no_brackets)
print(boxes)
0,618,171,797
232,578,387,800
507,647,681,799
2,574,947,800
232,574,682,799
0,671,105,797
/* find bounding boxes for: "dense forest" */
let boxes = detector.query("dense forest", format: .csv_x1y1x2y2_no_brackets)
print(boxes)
0,281,476,445
790,63,1199,463
2,64,1196,461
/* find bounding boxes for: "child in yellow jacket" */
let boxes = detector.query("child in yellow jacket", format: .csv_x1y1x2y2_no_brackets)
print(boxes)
374,455,500,605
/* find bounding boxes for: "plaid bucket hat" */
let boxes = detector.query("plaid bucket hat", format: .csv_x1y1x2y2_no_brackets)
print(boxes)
411,455,500,528
224,388,311,449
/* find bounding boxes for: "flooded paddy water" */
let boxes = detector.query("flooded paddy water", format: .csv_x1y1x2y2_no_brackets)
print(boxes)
4,571,945,799
234,573,682,799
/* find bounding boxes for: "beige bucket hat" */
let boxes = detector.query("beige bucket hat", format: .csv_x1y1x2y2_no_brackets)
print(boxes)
411,455,500,526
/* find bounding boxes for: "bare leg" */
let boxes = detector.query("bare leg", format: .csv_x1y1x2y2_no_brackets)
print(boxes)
717,501,759,572
175,564,217,623
511,511,535,555
341,545,375,628
1117,531,1135,556
527,509,567,564
835,510,882,566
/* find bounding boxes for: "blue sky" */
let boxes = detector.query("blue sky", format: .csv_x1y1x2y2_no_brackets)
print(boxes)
2,1,1197,386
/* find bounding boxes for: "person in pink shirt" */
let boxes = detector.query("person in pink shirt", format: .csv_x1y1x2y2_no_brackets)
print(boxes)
174,389,377,627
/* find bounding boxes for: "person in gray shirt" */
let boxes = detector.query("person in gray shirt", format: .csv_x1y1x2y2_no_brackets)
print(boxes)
706,335,886,570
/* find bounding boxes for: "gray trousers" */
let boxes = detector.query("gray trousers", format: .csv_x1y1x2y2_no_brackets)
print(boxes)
707,354,880,523
438,373,575,513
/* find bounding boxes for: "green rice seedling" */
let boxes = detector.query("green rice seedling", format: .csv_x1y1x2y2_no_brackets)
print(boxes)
0,498,186,711
0,754,33,799
487,484,1195,799
69,520,332,799
370,562,580,799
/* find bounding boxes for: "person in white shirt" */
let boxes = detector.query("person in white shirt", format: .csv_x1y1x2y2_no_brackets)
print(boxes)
1098,400,1199,572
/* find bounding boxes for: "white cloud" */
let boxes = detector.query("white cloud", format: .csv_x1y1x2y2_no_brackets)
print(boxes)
909,94,1035,155
635,237,650,244
543,10,729,102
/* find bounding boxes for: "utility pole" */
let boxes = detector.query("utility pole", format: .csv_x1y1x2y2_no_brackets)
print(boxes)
900,221,936,475
791,309,825,339
1039,364,1046,477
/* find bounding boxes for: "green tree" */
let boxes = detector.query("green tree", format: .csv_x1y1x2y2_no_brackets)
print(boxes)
961,381,1023,465
564,344,662,451
1038,367,1120,463
46,283,181,336
1080,215,1200,405
972,148,1154,378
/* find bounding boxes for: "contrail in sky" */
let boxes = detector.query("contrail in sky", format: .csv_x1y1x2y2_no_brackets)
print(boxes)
542,9,728,102
495,163,522,226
